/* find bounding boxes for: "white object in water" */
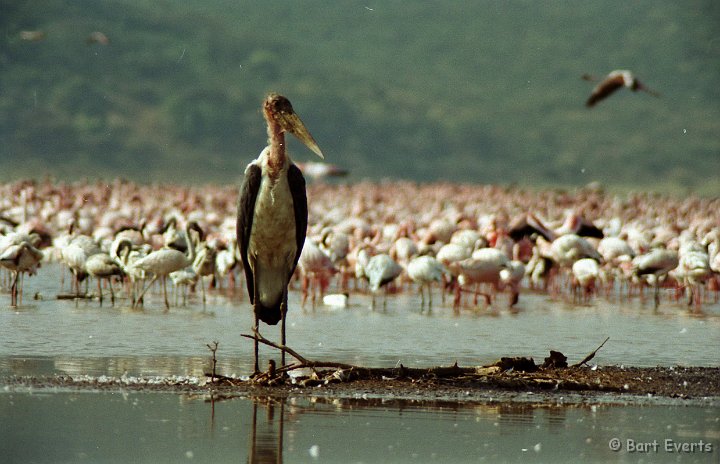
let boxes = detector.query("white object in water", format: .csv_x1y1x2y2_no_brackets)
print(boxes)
323,293,348,308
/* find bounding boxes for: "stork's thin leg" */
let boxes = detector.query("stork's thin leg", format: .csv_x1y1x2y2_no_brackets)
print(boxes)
280,288,288,368
252,258,260,376
253,314,260,375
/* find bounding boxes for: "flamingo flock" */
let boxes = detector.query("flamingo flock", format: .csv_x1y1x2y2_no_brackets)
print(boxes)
0,178,718,311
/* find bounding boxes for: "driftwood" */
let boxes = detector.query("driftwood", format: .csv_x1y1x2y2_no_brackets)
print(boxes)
572,336,610,367
56,293,95,300
204,334,614,392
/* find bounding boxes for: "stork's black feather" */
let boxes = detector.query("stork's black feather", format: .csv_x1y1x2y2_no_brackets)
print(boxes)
288,163,308,279
237,164,262,306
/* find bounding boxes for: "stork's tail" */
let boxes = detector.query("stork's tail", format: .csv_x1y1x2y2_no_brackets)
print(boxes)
255,302,283,325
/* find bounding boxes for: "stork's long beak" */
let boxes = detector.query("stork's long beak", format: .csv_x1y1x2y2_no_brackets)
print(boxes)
278,112,324,159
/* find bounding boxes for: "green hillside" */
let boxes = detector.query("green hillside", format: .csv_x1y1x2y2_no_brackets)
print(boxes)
1,1,719,194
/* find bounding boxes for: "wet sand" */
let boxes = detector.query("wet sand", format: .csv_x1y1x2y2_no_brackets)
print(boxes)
5,365,719,407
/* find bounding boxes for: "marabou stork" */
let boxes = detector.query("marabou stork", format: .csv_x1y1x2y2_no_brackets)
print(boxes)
237,93,324,374
583,70,659,107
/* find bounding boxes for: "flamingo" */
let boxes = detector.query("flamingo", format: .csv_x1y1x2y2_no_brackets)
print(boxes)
0,241,43,306
298,237,336,307
583,70,660,107
169,267,198,306
85,252,124,306
193,234,217,306
361,253,403,308
407,255,448,307
632,248,679,307
61,234,102,296
214,239,239,290
450,248,509,307
132,221,199,310
571,258,601,303
676,243,712,308
296,161,348,181
499,260,525,307
86,31,110,45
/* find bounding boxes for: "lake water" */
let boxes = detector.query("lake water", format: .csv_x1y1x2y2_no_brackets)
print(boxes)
1,263,718,378
1,263,719,463
1,391,718,463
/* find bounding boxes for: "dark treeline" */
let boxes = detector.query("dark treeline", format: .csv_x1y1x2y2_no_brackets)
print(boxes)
1,1,718,194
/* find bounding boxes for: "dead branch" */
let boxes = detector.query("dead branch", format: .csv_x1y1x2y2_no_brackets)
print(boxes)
240,332,312,365
572,336,610,367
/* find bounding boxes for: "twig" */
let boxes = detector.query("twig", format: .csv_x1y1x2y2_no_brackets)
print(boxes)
240,332,360,374
241,332,312,365
206,341,219,382
572,336,610,367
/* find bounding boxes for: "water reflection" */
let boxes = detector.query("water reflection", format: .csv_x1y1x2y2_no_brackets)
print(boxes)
248,397,284,464
1,390,717,463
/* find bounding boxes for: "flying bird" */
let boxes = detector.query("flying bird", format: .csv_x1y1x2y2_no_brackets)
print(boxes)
237,93,324,375
296,161,348,182
583,70,659,107
86,31,110,45
20,30,46,42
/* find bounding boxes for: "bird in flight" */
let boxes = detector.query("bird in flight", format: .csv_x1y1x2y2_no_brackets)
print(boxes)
583,70,659,107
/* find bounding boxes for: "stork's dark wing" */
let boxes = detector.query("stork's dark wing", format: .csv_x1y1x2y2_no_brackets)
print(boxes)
586,74,625,107
237,164,262,303
288,163,308,279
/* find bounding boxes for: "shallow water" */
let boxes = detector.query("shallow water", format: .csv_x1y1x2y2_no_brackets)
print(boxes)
1,391,718,463
1,263,718,379
2,265,719,463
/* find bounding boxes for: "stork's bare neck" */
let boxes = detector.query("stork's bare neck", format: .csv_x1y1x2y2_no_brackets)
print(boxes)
264,115,289,179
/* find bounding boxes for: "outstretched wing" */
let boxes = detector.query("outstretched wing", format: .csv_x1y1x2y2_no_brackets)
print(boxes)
586,74,625,107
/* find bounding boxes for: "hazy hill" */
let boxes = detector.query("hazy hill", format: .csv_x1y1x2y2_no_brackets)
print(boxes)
1,1,718,194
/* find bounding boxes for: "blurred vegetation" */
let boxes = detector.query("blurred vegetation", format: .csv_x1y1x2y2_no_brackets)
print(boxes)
1,1,719,194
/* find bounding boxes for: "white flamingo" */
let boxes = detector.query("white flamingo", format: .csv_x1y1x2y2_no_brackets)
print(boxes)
132,221,198,310
61,234,102,296
571,258,602,303
169,267,197,306
407,255,448,307
0,241,43,306
85,252,124,306
298,237,336,307
676,243,712,308
500,260,525,307
449,248,509,307
361,253,402,308
192,234,217,306
114,239,148,306
632,248,679,307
